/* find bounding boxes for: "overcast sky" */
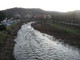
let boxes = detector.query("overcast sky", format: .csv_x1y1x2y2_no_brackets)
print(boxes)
0,0,80,12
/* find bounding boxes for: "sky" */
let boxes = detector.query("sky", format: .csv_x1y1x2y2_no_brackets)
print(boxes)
0,0,80,12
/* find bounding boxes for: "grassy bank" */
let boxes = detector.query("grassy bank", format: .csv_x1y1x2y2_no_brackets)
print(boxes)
31,21,80,48
0,21,24,60
47,22,80,36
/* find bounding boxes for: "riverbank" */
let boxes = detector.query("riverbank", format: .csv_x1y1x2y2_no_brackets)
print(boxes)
31,21,80,48
14,22,80,60
0,21,26,60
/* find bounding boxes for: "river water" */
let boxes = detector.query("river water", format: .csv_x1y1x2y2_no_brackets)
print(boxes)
14,22,80,60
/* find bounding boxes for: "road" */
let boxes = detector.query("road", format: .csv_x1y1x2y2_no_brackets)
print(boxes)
14,22,80,60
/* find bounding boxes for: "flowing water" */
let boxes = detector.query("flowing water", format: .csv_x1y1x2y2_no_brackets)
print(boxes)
14,22,80,60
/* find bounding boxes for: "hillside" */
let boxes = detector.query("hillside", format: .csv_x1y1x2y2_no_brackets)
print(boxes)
2,7,47,18
1,7,80,22
1,7,63,19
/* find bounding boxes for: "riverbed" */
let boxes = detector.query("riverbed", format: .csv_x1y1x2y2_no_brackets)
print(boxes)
14,22,80,60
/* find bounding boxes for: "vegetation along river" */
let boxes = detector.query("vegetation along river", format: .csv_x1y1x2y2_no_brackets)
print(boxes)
14,22,80,60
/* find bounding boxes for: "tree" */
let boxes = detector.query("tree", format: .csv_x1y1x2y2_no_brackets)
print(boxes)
0,11,6,23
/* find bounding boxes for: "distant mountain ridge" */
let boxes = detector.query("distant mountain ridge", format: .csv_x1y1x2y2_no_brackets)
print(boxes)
1,7,80,21
2,7,63,18
2,7,47,18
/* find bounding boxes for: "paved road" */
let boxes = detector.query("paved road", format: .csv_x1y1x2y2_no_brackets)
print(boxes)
14,22,80,60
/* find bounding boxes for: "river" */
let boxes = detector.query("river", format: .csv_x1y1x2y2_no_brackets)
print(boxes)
14,22,80,60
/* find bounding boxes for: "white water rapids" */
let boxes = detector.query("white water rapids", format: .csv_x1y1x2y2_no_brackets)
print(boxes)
14,22,80,60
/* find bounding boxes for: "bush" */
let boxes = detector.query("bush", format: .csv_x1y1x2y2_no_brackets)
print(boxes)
0,24,6,31
0,11,6,22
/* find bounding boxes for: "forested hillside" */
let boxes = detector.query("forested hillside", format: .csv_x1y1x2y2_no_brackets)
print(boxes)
1,7,80,22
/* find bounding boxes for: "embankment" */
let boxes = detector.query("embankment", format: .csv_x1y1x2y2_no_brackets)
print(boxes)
31,21,80,48
0,21,27,60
